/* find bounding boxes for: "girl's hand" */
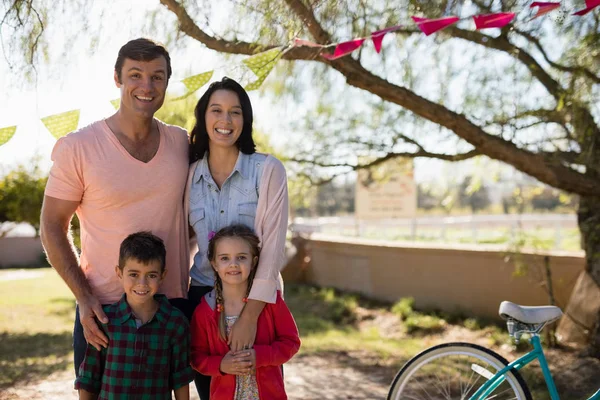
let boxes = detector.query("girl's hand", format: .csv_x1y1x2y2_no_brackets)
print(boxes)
219,350,254,375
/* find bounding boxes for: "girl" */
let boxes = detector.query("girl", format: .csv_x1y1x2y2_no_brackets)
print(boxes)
190,224,300,400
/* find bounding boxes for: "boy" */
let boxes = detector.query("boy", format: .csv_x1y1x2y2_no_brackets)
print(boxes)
75,232,194,400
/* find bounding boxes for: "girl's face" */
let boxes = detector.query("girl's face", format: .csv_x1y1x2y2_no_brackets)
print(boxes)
205,89,244,150
211,237,257,287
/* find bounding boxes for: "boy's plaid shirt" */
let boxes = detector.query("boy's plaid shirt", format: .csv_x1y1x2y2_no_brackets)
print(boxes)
75,294,194,399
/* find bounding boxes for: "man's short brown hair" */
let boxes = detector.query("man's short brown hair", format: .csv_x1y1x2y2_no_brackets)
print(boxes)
114,38,172,83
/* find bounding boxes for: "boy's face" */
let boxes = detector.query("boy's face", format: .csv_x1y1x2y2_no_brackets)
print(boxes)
116,259,165,306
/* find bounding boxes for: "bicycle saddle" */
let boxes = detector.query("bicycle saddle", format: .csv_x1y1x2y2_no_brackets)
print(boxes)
499,301,563,324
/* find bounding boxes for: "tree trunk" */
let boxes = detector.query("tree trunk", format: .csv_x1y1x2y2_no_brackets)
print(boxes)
577,195,600,357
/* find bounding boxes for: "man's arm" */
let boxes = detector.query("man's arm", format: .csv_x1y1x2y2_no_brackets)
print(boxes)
174,385,190,400
78,389,99,400
40,195,108,349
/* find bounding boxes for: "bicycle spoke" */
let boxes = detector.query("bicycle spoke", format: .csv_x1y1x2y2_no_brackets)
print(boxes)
388,344,530,400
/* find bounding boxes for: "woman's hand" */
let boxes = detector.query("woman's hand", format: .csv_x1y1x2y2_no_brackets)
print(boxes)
219,350,255,375
228,313,257,352
228,299,265,351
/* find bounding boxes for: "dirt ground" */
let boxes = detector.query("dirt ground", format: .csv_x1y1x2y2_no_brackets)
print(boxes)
0,352,392,400
1,297,598,400
2,337,599,400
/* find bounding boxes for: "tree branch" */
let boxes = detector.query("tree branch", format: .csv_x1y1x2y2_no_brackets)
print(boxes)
160,0,600,197
290,149,480,169
514,28,600,85
445,27,562,99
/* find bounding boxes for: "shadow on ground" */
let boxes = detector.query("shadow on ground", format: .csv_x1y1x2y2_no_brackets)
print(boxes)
0,331,72,389
48,298,76,320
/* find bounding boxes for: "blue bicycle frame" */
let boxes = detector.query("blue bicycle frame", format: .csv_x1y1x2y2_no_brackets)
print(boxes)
468,335,600,400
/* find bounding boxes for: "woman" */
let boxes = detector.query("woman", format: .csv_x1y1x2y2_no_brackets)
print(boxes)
183,77,289,400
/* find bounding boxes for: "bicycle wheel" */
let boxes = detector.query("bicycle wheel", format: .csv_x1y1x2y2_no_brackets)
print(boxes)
388,342,532,400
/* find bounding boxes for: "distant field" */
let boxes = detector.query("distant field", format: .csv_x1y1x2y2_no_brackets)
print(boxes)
292,213,581,251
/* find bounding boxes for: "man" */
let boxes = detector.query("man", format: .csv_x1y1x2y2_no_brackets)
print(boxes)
40,38,190,375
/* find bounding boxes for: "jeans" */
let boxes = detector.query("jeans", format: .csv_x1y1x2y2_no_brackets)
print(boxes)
187,286,214,400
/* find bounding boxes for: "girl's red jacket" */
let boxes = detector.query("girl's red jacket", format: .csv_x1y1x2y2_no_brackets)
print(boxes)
190,290,301,399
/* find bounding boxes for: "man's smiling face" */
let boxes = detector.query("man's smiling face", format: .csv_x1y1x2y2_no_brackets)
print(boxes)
115,57,168,118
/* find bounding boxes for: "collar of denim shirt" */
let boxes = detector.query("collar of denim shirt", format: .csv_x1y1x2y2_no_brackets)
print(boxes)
194,150,251,184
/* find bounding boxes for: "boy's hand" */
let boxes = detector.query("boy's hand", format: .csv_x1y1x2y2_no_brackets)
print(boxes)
219,350,255,375
79,295,109,350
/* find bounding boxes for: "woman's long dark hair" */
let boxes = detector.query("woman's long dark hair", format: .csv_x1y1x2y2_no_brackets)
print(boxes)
207,224,260,340
189,77,256,163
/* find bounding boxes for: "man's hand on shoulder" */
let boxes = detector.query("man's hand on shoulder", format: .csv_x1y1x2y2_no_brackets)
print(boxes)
79,295,109,351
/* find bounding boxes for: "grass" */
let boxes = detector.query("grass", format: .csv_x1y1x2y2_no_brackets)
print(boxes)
1,269,598,399
0,268,75,388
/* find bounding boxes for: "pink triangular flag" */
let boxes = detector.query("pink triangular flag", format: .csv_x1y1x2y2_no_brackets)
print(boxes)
473,12,516,29
574,0,600,15
411,16,460,36
321,38,365,60
530,2,561,18
293,38,325,48
371,25,403,53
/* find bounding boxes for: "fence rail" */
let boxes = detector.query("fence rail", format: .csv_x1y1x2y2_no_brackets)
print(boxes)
290,213,578,250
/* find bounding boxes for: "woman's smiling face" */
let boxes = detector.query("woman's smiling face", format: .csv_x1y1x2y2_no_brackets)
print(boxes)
205,89,244,150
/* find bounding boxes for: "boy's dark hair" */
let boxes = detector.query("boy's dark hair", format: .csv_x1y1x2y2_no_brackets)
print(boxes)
118,231,166,272
114,38,172,83
189,76,256,163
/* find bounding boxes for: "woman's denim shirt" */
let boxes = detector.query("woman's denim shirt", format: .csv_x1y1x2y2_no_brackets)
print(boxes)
189,151,266,287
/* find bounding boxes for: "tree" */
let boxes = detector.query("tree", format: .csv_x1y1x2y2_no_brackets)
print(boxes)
458,176,491,213
3,0,600,354
0,162,47,235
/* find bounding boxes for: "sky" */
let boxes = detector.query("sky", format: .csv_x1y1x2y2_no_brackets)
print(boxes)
0,0,515,185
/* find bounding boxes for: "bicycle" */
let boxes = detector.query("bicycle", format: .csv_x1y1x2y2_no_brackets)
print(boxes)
387,301,600,400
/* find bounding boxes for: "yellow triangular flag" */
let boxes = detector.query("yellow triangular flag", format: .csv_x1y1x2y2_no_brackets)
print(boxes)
0,125,17,146
242,47,282,78
41,110,80,139
174,70,214,100
245,74,270,92
110,99,120,109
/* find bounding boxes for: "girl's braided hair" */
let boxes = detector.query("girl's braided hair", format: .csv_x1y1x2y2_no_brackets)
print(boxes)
207,224,260,340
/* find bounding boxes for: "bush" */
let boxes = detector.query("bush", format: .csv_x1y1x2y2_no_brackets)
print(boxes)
391,297,415,320
405,314,447,334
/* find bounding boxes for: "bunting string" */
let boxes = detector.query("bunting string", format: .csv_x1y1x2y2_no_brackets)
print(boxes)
0,0,596,147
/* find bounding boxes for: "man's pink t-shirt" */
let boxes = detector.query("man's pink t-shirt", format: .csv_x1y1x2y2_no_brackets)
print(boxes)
45,119,190,304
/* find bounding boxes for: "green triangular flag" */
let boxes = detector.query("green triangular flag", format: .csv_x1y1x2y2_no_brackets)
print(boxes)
242,47,282,78
41,110,80,139
174,70,214,100
110,99,120,109
0,125,17,146
245,74,270,92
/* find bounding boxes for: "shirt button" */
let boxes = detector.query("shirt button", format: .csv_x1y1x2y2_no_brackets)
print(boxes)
220,210,224,214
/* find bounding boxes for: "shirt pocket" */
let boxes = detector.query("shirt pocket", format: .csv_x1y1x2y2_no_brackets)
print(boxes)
190,181,210,206
236,202,257,230
144,336,170,374
190,208,208,242
231,181,259,204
